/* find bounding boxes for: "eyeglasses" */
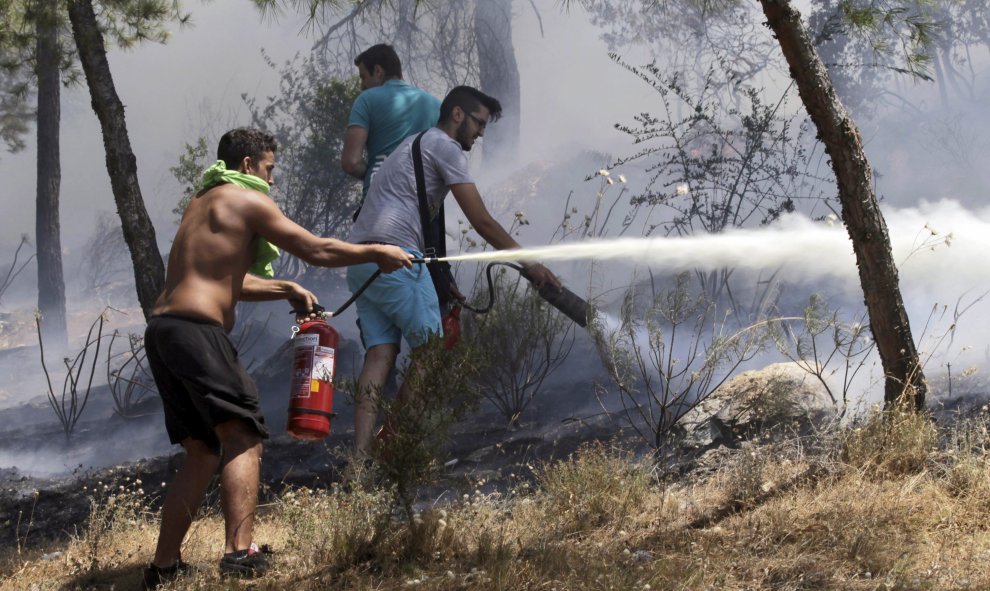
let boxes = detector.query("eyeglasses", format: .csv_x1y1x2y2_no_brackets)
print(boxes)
468,114,489,130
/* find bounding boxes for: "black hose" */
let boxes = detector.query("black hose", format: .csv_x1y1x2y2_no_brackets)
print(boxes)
293,259,588,328
327,261,522,317
289,269,381,318
329,270,381,317
459,262,526,314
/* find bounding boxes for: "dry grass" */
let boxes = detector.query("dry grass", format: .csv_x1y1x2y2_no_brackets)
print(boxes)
5,409,990,590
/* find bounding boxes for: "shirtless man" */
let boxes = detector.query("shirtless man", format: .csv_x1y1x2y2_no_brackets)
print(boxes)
142,127,411,588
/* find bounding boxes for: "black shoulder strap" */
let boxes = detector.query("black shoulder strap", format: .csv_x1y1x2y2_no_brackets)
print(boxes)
411,131,446,258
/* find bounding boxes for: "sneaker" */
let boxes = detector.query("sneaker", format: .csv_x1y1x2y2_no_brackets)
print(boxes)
218,543,273,578
142,560,190,589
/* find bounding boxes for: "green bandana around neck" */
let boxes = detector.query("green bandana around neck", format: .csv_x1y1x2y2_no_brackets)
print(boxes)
199,160,281,278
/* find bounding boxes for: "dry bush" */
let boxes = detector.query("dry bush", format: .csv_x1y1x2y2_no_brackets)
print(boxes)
37,308,110,439
840,402,937,477
77,477,151,572
278,484,392,571
13,409,990,590
719,446,776,508
105,330,156,418
535,441,653,535
465,265,575,428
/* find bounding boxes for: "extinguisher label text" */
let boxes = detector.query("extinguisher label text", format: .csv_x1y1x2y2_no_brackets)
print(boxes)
289,335,320,400
312,346,335,389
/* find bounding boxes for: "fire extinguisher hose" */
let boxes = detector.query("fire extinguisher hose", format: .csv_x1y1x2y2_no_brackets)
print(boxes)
458,262,526,314
293,260,589,328
317,261,522,318
321,260,525,318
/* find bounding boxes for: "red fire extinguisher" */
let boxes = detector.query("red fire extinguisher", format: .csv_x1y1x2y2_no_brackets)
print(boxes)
442,305,461,350
287,308,338,441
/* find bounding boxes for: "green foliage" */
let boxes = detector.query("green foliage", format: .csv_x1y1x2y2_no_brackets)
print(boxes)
169,136,210,220
0,0,188,154
0,65,33,154
95,0,191,49
809,0,947,115
168,52,361,277
372,333,484,557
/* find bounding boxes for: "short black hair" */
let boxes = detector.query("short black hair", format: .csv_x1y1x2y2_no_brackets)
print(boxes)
354,44,402,79
439,86,502,124
217,127,277,170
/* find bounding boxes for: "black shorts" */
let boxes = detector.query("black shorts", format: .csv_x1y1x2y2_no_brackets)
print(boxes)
145,314,269,453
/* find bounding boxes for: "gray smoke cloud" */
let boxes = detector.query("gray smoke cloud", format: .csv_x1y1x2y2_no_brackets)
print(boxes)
1,2,989,476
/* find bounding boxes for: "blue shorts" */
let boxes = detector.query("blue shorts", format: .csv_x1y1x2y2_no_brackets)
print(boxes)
346,248,442,349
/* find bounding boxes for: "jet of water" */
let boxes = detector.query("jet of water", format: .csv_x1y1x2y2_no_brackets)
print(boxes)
441,214,856,282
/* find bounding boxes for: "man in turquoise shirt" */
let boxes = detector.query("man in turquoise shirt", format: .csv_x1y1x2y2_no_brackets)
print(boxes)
341,44,441,209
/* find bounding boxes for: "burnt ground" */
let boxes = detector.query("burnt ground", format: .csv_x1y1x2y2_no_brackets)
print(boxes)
3,318,986,554
0,323,632,552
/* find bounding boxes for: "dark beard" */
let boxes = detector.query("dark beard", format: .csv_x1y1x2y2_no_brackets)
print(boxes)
455,119,473,151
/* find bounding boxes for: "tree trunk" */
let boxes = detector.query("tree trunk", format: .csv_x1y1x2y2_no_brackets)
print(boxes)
67,0,164,319
474,0,520,167
35,0,67,349
759,0,927,409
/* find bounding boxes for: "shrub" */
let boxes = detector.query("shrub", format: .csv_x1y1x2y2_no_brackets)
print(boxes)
840,402,936,477
536,442,653,535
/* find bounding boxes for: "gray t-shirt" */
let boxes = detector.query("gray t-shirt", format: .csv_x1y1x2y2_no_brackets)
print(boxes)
349,127,473,251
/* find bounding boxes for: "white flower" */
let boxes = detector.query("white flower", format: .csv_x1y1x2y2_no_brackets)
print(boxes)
618,174,627,183
675,184,689,196
598,169,610,177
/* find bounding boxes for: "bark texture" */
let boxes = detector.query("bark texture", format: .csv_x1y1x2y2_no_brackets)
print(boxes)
35,0,67,348
67,0,164,319
759,0,926,408
474,0,520,166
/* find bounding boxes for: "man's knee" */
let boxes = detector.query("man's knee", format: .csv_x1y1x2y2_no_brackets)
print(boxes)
215,419,263,455
181,438,222,466
364,343,398,367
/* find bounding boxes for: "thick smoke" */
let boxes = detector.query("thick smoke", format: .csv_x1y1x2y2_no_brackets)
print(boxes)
1,3,989,478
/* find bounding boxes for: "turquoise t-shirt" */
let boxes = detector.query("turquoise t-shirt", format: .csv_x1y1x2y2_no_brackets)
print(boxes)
347,79,440,197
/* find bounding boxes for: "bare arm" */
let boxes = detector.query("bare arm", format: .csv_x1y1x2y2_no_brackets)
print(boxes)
240,275,322,322
450,183,560,289
243,191,412,272
240,274,315,303
341,126,369,180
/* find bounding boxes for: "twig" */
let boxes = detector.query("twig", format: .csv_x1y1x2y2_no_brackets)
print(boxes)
0,235,35,304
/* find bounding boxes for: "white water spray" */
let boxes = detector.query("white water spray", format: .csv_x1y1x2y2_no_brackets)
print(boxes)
443,216,854,280
441,200,989,293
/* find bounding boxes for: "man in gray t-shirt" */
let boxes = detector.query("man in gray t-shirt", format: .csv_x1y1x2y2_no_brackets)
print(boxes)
348,126,470,250
346,86,559,458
